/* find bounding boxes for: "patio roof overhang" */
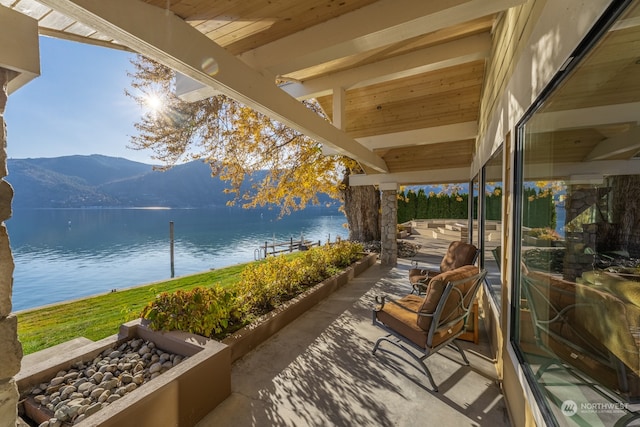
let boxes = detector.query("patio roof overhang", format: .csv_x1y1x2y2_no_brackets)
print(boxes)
13,0,640,187
3,0,527,184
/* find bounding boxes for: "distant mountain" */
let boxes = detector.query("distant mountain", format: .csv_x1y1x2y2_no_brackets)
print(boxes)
6,154,339,210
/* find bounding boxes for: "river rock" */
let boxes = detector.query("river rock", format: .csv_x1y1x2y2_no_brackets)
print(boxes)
28,338,188,426
53,405,70,422
149,362,162,374
49,377,65,387
85,402,102,416
63,371,79,381
97,389,111,403
89,371,104,384
90,387,105,399
101,378,118,391
59,385,76,399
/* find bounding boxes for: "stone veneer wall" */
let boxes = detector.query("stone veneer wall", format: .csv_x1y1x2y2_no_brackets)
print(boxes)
380,189,397,266
0,68,21,424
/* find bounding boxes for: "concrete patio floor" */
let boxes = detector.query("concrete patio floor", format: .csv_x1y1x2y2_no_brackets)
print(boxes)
197,235,511,427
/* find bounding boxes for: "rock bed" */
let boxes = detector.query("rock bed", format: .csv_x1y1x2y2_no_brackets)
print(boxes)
25,338,187,426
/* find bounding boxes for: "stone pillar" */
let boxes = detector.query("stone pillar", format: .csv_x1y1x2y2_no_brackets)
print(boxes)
0,8,39,424
0,68,21,425
380,183,398,266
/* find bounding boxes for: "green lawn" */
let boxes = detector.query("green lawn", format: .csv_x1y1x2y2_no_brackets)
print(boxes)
17,264,246,355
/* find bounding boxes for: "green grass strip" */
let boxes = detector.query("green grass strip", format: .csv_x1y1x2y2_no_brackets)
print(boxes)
16,264,246,355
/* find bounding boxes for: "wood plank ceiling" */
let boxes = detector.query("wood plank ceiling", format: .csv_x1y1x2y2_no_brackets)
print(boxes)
4,0,526,184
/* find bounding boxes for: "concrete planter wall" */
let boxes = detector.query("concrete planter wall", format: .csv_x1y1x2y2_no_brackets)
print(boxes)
17,321,231,427
16,252,377,426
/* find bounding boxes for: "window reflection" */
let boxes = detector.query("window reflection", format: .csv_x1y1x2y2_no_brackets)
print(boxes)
515,1,640,424
483,148,503,311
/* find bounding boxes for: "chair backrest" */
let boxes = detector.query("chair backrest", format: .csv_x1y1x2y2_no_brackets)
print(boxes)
522,270,639,376
415,265,486,348
439,241,478,273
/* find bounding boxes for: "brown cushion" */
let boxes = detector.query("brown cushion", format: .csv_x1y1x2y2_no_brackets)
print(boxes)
416,265,479,331
440,241,477,273
408,269,438,285
375,295,428,348
606,280,640,308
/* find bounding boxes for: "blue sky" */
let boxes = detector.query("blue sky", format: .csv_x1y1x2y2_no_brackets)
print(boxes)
5,36,156,164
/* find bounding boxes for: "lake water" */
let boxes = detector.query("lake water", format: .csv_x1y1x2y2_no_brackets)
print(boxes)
6,208,347,311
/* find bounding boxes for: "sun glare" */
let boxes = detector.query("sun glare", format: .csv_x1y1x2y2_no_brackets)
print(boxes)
144,93,164,114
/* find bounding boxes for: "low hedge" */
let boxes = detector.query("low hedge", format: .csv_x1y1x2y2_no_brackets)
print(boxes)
140,241,363,338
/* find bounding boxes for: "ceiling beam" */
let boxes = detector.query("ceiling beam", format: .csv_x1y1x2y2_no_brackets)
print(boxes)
586,126,640,161
528,102,640,132
349,167,471,186
524,160,640,181
38,0,388,173
239,0,526,77
357,122,478,150
281,33,491,100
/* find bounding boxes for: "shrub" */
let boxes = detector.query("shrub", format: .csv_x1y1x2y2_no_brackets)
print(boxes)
140,285,241,336
141,241,365,337
235,255,305,313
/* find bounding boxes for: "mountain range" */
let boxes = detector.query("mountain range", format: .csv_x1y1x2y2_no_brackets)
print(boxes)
6,154,339,209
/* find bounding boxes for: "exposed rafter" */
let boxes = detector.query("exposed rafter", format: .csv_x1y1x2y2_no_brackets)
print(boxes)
356,122,478,151
37,0,389,173
349,167,471,186
280,33,491,100
238,0,526,77
586,126,640,160
530,102,640,132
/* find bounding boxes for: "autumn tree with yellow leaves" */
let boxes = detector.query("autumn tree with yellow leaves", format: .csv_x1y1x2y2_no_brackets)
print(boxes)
126,55,380,241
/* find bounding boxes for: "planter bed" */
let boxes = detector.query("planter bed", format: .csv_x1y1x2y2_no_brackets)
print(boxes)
223,252,377,362
17,321,231,427
16,252,377,426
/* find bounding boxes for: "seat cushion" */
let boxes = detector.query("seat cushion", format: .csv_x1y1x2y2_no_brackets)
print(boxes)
376,295,428,348
416,265,479,331
409,270,438,285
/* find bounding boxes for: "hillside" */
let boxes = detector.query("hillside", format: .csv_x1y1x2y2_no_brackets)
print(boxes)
6,155,338,209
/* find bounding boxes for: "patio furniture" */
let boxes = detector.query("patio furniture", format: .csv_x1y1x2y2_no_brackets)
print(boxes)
409,241,478,295
521,268,640,407
372,265,486,391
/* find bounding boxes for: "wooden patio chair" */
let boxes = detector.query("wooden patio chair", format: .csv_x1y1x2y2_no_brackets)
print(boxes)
409,241,478,295
372,265,487,391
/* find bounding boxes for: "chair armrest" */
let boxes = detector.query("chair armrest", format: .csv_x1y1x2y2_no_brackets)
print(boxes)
373,295,434,318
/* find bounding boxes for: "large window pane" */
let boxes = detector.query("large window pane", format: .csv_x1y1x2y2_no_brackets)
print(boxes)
471,176,479,247
483,148,503,312
514,1,640,425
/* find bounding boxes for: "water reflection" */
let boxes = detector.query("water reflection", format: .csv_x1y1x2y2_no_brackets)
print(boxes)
7,208,346,311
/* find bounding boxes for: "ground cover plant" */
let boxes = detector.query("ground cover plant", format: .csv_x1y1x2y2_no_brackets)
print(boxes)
140,241,363,338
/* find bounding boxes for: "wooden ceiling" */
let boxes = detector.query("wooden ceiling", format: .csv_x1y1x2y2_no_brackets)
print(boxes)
4,0,638,184
526,1,640,172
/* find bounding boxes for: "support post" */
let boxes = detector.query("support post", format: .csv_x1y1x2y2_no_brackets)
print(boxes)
0,9,40,423
380,183,399,266
169,221,175,277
